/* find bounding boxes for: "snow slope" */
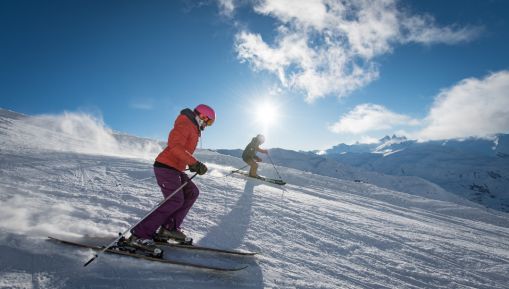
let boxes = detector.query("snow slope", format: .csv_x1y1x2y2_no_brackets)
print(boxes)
221,134,509,213
1,108,509,289
217,148,478,209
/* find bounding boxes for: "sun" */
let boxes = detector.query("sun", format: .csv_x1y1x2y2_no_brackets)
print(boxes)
255,101,279,128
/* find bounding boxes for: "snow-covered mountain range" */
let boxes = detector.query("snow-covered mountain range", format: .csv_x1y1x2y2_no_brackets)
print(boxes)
326,135,509,212
219,134,509,212
1,108,509,289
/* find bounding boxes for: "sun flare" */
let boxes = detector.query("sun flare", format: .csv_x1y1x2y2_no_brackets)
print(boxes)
255,101,279,128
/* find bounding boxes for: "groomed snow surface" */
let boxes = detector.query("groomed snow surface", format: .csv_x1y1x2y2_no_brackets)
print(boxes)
1,110,509,289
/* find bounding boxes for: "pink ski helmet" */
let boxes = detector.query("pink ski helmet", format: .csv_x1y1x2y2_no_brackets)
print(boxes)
194,104,216,126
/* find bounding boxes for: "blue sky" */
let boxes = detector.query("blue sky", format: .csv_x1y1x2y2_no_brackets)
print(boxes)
1,0,508,151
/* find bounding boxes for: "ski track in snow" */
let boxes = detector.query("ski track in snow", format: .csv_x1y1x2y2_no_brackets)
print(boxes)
1,111,509,288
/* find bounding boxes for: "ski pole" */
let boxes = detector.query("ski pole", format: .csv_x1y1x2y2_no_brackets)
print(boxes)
84,172,199,267
267,152,283,181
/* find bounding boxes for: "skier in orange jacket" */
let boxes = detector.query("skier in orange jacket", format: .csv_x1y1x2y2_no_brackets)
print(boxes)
129,104,215,249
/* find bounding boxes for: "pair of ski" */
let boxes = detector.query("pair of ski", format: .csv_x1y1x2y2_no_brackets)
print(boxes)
48,236,257,271
232,170,286,185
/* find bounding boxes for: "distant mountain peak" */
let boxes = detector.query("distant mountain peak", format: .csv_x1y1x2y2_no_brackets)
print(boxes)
379,134,407,143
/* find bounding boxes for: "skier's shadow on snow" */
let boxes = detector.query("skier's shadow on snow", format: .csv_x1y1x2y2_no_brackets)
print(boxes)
200,179,264,288
200,180,258,248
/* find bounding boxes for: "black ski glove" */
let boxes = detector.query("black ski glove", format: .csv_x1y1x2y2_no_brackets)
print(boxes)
189,161,208,175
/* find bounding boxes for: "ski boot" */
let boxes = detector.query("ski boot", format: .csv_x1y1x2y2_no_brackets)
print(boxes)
118,235,163,258
154,227,193,245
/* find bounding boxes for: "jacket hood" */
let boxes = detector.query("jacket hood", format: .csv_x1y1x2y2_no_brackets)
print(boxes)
180,108,201,134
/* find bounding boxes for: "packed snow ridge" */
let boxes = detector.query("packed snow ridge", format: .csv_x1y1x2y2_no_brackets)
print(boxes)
1,108,509,289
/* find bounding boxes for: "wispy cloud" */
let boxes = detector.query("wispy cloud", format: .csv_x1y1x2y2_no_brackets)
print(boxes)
129,98,154,110
418,70,509,140
226,0,481,102
218,0,235,16
328,103,420,134
400,14,483,45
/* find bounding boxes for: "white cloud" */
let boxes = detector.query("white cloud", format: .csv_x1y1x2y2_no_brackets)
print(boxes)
254,0,328,30
400,14,482,45
218,0,236,16
329,103,420,134
359,135,381,144
418,70,509,140
232,0,481,101
330,71,509,140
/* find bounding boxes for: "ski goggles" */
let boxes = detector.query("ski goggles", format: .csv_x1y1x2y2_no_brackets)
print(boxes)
199,114,214,126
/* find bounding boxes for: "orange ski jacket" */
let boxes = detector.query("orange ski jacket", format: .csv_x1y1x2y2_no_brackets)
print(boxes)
155,109,200,171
